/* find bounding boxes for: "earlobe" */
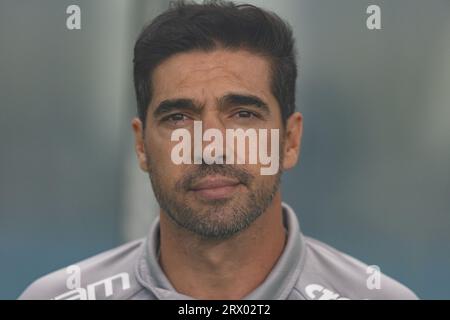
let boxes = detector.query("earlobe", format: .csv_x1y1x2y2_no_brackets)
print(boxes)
131,118,149,172
282,112,303,171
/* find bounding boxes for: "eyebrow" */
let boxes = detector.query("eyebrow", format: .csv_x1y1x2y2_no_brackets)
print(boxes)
152,92,270,118
153,98,204,118
219,93,270,115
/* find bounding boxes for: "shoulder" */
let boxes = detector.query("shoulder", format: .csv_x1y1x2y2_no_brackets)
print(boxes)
294,236,419,300
18,239,146,300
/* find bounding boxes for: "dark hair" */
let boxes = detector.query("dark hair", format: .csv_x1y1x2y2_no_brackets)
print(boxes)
133,0,297,127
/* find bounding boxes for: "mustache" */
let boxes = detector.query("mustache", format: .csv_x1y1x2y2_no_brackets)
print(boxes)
177,164,254,191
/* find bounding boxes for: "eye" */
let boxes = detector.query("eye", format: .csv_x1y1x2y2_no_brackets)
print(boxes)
234,110,258,119
163,113,189,123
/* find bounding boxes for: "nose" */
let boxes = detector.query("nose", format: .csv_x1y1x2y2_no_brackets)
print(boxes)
201,109,226,133
195,109,228,165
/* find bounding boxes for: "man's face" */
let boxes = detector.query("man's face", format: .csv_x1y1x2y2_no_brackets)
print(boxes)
133,48,300,239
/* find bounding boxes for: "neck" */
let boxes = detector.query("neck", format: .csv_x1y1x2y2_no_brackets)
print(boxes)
158,192,286,300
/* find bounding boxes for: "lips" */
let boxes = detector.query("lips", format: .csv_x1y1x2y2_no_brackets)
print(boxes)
191,176,240,190
189,176,242,200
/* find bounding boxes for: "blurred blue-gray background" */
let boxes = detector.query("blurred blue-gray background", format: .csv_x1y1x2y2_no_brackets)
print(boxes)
1,0,449,299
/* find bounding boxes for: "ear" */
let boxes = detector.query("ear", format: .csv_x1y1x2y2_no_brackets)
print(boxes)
282,112,303,171
131,117,150,172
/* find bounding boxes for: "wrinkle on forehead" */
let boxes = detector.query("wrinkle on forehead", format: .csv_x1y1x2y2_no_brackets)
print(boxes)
176,70,247,92
151,49,272,103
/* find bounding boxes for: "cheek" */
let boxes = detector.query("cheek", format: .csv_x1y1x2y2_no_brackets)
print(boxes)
246,166,280,193
145,134,189,184
145,129,176,165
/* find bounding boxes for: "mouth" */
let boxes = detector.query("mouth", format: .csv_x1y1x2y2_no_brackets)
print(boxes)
189,176,242,200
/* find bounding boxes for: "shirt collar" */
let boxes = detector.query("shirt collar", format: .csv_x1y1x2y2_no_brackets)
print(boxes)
135,202,306,299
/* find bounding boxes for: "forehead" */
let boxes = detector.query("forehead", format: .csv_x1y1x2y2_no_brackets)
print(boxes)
150,49,274,105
